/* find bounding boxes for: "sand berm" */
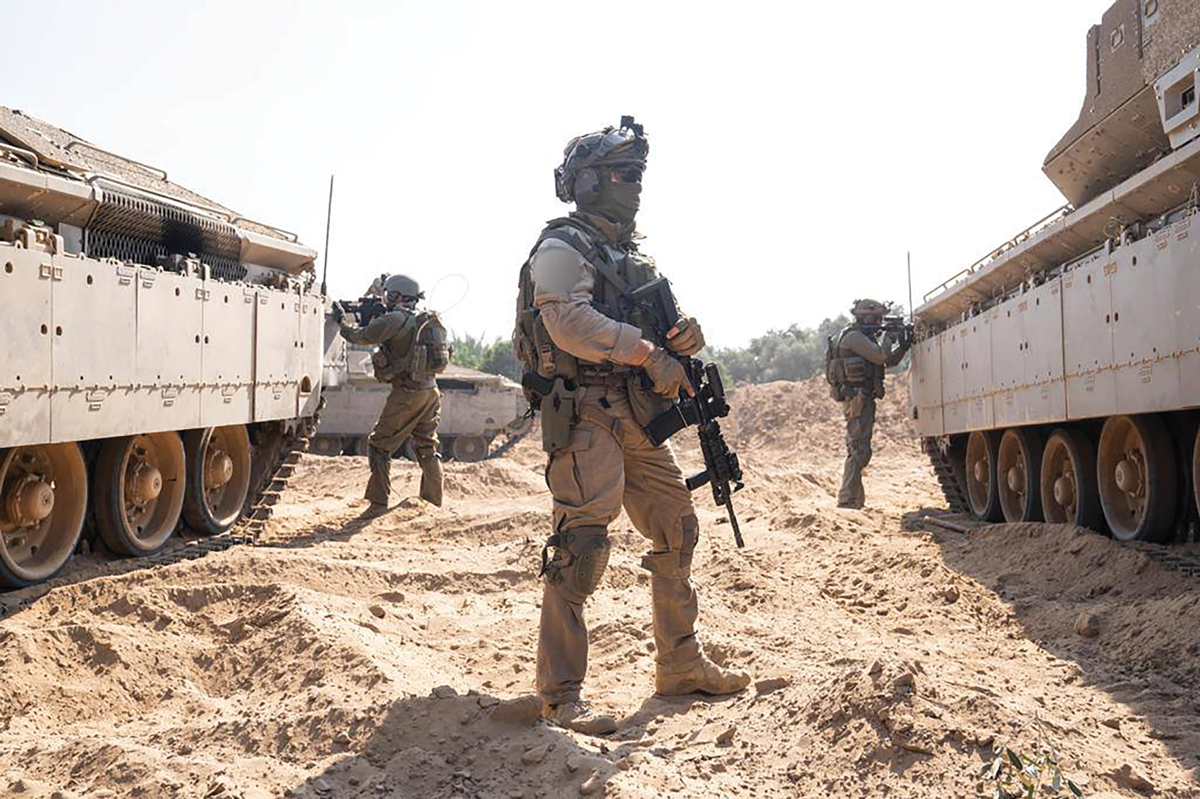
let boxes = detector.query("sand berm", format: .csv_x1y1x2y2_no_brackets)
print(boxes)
1,376,1198,797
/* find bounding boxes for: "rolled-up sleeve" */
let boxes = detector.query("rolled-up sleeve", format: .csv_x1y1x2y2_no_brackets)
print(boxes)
530,239,644,365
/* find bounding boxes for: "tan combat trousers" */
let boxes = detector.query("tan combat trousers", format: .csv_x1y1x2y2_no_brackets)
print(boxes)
365,384,441,506
537,384,703,706
838,391,877,508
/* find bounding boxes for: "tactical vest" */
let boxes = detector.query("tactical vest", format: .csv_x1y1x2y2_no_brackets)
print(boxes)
827,326,886,401
369,310,444,390
513,215,661,407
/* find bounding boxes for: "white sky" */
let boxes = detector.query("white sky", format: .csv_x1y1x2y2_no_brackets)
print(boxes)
6,0,1110,347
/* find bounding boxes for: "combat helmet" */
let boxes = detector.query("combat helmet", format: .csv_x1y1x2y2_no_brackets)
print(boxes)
555,115,649,204
850,298,889,323
383,274,423,309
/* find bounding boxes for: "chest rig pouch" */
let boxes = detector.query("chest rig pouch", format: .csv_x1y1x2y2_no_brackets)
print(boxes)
513,218,669,451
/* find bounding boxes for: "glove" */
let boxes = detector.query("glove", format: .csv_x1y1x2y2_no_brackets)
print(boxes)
641,347,694,398
666,316,705,357
332,302,345,323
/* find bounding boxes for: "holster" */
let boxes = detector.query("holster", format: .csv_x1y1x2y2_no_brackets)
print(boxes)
540,376,579,453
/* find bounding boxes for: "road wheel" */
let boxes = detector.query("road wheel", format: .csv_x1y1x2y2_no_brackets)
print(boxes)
183,425,252,536
997,428,1044,523
1040,428,1102,530
0,443,87,587
311,436,344,457
95,432,186,556
349,437,370,457
1097,415,1177,542
965,430,1003,521
1194,430,1200,527
452,436,489,463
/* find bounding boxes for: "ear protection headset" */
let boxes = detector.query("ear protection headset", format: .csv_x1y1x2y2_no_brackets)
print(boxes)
573,167,602,204
554,116,647,204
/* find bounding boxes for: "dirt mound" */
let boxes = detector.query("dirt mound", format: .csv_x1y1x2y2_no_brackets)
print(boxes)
2,374,1198,797
942,522,1200,698
720,374,916,462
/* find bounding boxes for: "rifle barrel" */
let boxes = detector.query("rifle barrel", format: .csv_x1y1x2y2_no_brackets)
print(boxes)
726,499,745,548
907,251,914,324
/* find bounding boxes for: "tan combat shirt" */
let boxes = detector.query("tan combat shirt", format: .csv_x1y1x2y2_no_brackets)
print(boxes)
529,225,645,368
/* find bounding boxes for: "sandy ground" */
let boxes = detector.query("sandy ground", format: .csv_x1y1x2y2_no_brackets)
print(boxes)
1,376,1199,798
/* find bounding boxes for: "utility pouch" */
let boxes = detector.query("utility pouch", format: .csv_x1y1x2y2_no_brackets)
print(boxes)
844,390,865,420
540,377,579,453
842,355,868,384
626,373,674,429
371,348,396,383
410,346,427,380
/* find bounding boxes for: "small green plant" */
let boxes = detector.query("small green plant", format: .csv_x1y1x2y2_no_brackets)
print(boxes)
980,717,1082,798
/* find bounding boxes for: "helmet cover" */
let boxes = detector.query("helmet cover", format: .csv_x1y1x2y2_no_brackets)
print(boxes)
555,116,649,203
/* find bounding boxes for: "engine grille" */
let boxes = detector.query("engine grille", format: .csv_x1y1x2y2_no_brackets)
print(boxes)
84,185,247,282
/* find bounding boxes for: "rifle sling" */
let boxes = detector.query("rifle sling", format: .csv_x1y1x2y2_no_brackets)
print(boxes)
537,228,635,300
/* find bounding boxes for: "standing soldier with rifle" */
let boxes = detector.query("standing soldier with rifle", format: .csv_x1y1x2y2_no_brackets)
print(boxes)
335,274,450,512
513,116,750,735
826,299,912,509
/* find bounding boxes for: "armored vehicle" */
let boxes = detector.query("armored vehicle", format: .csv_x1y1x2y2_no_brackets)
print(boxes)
912,0,1200,542
315,336,529,462
0,108,324,587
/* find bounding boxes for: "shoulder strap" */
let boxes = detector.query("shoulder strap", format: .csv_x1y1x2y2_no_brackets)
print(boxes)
535,220,634,300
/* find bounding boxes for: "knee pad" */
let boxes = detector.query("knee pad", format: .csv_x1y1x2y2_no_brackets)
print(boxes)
542,526,611,603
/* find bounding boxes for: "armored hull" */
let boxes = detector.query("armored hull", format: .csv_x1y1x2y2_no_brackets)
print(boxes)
0,108,324,586
911,0,1200,542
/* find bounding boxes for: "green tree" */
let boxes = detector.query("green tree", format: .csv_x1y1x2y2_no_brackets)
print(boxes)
705,313,851,385
450,333,522,381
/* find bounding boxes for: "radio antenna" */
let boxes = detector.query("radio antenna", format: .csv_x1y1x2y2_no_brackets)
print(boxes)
320,174,334,296
906,250,914,323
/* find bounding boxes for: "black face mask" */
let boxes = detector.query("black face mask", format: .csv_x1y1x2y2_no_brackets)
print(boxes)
581,168,642,225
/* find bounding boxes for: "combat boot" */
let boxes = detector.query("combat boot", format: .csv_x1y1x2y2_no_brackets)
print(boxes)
418,452,443,507
656,655,751,697
542,700,618,736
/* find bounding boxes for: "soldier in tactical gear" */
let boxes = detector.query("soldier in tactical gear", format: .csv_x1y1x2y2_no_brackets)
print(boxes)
513,116,750,736
336,273,447,511
831,299,911,509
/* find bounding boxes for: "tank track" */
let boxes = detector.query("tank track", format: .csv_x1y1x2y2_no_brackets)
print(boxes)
0,421,314,616
922,437,970,514
1127,543,1200,578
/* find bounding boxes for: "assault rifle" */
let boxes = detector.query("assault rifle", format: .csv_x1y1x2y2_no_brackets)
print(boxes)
631,279,747,548
881,315,914,348
333,295,388,327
